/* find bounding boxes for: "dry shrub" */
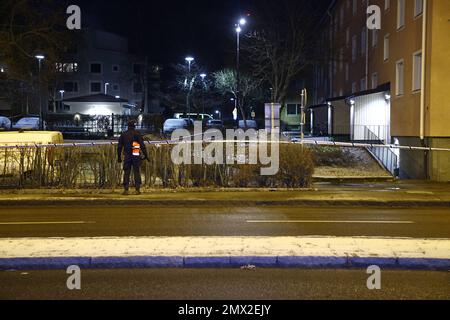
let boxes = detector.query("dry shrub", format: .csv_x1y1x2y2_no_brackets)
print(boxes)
275,144,314,188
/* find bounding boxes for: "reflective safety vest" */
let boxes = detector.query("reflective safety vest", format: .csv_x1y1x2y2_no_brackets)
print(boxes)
132,141,141,157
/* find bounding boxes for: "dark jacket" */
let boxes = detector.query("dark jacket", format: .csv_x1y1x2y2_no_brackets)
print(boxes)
117,129,149,161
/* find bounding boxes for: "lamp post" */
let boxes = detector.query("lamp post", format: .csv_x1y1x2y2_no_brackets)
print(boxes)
59,90,65,112
185,56,194,119
35,54,45,130
104,82,110,95
235,18,247,126
200,73,206,115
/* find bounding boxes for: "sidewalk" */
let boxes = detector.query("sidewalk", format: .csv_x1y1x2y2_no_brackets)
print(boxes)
1,236,449,270
0,181,449,207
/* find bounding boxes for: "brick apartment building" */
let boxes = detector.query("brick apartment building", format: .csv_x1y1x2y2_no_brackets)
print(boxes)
311,0,450,181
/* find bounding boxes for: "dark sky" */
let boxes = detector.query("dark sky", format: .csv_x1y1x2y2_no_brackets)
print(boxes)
74,0,332,70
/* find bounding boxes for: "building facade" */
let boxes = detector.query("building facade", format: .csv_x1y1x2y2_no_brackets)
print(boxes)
311,0,450,181
54,29,161,116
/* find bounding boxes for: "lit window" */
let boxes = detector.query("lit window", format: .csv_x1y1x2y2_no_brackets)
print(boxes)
56,63,78,73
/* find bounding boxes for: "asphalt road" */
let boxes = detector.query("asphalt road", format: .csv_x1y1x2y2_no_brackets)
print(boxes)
1,268,449,300
0,206,449,238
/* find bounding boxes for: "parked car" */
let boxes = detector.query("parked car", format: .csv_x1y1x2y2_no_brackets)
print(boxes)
163,118,192,136
205,119,224,131
0,116,11,130
238,120,258,130
12,117,45,130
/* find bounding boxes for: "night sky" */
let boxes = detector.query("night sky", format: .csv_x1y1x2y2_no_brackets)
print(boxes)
73,0,332,69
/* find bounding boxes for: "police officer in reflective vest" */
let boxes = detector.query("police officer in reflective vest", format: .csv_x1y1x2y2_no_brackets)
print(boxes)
117,120,149,195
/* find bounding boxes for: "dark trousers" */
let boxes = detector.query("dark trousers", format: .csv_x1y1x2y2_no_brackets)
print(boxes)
123,157,142,190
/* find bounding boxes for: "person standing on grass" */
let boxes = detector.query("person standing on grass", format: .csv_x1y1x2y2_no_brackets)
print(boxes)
117,120,149,195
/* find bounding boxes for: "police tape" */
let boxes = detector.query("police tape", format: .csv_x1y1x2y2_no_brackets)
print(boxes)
0,138,449,153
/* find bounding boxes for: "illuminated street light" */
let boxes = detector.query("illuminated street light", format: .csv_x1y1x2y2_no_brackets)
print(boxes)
185,56,195,119
35,54,45,130
104,82,110,94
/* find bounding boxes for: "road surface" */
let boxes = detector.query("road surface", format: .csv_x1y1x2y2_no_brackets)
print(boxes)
0,206,448,238
1,268,448,300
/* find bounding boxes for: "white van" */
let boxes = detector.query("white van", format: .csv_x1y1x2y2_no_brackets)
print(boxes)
163,119,192,135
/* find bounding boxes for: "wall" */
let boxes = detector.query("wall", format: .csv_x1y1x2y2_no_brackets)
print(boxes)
62,102,129,116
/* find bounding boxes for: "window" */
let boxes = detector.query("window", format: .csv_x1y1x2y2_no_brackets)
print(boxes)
133,81,143,93
396,60,405,96
63,82,78,93
345,63,349,82
361,78,367,91
286,104,298,115
56,63,78,73
352,35,357,62
133,64,143,75
413,51,422,91
112,65,119,72
385,0,390,10
90,63,102,74
112,84,120,91
384,34,390,61
361,28,366,56
372,73,378,89
414,0,423,17
397,0,405,29
353,0,357,15
352,82,357,94
346,28,350,47
372,30,378,47
90,82,102,93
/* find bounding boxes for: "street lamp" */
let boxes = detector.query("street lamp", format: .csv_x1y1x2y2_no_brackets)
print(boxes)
59,90,65,112
235,18,247,126
185,56,194,72
35,54,45,130
185,56,195,119
215,110,221,119
104,82,110,95
200,73,207,115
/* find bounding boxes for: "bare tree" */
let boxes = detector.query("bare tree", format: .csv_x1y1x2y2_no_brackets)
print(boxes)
0,0,71,114
213,69,260,116
242,0,322,104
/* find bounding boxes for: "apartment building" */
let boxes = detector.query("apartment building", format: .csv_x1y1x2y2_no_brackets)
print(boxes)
54,29,161,116
311,0,450,181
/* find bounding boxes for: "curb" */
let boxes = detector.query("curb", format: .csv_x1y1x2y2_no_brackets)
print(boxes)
1,199,449,208
1,256,449,271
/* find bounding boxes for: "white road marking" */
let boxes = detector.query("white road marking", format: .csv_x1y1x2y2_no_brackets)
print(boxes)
246,220,415,224
0,221,95,226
